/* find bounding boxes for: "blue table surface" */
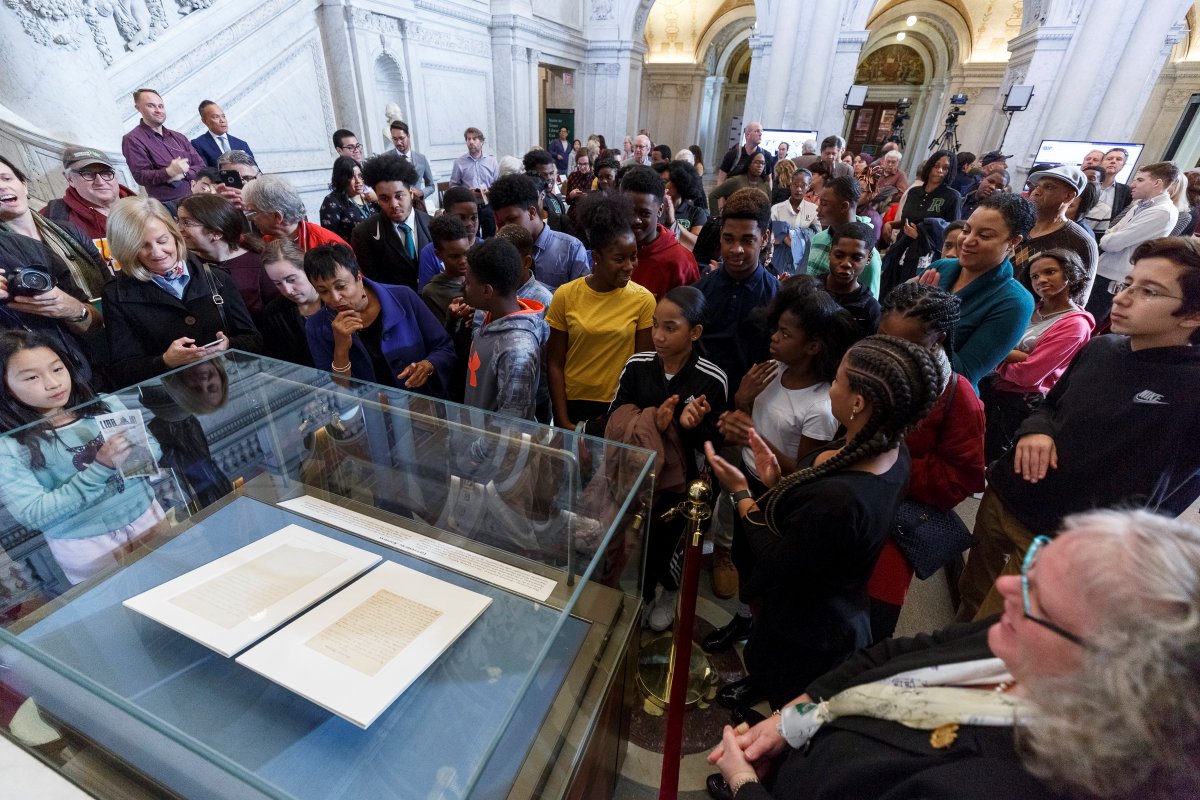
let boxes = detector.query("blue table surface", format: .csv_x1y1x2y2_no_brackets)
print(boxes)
11,496,590,800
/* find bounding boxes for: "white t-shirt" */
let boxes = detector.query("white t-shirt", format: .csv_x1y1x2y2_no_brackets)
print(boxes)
743,366,837,479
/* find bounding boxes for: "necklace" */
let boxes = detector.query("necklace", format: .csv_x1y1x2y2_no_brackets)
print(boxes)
1036,306,1072,321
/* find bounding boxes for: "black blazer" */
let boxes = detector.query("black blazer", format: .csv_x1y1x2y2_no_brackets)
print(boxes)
349,210,432,290
103,261,262,387
1109,181,1133,223
738,620,1068,800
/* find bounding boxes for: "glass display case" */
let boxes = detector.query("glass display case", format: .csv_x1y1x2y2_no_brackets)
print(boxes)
0,352,656,800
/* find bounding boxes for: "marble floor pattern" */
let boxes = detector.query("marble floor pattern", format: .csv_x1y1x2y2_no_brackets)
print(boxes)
610,495,977,799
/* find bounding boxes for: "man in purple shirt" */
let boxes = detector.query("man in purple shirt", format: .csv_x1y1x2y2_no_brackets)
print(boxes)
121,88,203,203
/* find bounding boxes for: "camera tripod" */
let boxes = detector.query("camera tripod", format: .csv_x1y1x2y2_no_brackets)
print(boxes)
929,123,960,153
929,108,964,153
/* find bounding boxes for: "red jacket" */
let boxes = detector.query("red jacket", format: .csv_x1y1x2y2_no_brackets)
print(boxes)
869,372,985,605
631,225,699,300
905,372,986,511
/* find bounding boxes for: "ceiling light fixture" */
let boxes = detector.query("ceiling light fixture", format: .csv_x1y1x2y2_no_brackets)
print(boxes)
896,31,906,41
907,15,917,25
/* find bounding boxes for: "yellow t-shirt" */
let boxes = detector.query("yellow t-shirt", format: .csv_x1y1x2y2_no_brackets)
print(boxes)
546,277,655,402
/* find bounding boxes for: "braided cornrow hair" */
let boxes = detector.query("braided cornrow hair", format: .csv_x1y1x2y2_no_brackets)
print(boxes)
761,335,941,534
880,282,962,356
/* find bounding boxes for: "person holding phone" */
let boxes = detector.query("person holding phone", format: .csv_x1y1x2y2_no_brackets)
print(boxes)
102,197,262,385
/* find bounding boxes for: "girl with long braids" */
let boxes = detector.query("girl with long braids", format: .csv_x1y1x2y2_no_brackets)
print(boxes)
0,329,163,584
704,335,941,710
866,283,986,641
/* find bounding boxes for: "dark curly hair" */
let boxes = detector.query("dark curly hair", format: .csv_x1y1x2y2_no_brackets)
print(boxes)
488,174,540,213
978,191,1037,240
759,335,941,534
576,191,635,253
619,165,666,200
765,277,858,382
666,160,705,205
1029,247,1089,305
360,153,418,190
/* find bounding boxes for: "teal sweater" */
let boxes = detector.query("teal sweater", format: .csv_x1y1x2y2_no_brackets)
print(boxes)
0,399,159,540
932,257,1035,391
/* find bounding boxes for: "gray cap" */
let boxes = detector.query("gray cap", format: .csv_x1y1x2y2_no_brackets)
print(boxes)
1027,165,1086,194
61,146,114,171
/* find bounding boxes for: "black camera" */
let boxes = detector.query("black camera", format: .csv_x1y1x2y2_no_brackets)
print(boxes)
6,266,56,297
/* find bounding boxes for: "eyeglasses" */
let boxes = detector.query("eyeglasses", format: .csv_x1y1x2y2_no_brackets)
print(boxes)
73,169,116,182
177,217,206,229
244,208,261,218
1112,282,1183,302
1021,536,1094,649
339,144,364,153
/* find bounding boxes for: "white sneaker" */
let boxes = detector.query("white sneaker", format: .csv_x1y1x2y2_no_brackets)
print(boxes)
648,590,677,632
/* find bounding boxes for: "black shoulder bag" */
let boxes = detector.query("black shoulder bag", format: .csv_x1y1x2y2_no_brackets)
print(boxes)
891,375,975,579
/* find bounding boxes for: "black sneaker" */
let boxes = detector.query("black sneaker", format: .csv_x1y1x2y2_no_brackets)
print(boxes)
701,613,753,653
717,675,766,709
706,773,733,800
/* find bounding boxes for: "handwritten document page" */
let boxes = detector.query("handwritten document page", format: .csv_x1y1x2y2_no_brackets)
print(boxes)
278,495,557,602
236,560,492,729
123,525,381,657
170,544,348,630
306,590,442,677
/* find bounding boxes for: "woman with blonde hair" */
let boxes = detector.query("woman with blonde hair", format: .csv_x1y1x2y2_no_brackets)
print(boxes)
102,196,261,385
771,158,797,205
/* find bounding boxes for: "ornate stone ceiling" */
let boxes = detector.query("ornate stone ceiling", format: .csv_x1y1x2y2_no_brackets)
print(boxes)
643,0,754,63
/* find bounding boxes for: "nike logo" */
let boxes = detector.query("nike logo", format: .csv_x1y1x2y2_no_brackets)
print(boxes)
1133,390,1167,405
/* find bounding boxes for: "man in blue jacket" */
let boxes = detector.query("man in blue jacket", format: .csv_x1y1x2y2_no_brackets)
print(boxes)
190,101,254,169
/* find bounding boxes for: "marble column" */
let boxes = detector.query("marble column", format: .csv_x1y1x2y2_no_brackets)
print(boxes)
697,76,727,167
997,0,1190,185
578,40,645,145
641,64,708,153
742,34,773,124
819,30,871,139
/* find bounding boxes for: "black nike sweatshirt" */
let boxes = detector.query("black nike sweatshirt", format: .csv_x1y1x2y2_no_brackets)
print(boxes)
987,334,1200,535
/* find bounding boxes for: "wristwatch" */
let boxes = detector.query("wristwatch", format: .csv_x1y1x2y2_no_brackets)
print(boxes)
72,305,90,324
731,488,754,505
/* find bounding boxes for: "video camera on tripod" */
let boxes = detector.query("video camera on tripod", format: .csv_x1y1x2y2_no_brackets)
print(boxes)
930,93,969,153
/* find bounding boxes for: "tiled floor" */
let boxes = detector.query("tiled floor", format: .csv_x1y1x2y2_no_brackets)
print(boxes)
610,495,979,799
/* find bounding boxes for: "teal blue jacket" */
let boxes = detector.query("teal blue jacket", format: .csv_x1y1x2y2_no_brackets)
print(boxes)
0,399,159,540
932,257,1035,391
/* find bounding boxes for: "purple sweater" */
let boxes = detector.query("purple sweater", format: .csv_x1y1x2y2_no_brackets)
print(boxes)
121,120,203,202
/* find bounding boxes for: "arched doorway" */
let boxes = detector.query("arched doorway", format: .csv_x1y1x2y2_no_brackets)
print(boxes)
847,43,928,155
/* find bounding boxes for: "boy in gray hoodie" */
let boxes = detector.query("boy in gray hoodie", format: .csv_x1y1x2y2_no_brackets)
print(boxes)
462,238,549,426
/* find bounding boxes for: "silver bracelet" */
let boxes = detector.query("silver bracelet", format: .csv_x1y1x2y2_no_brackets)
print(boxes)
331,361,351,373
729,774,759,796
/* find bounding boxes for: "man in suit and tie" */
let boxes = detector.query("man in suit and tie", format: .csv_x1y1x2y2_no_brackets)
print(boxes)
191,100,255,168
351,154,432,290
388,120,436,209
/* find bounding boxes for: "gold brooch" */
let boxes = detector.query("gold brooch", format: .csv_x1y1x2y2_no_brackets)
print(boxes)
929,723,959,749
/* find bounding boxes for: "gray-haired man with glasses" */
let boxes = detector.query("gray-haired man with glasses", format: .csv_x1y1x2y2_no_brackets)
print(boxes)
42,146,136,245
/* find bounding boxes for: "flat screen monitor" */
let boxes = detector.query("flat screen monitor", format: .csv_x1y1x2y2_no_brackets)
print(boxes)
1033,140,1144,184
762,129,821,161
